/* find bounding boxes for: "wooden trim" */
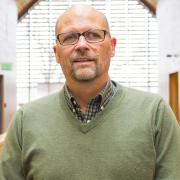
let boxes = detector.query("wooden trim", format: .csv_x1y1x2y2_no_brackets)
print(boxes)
17,0,157,20
0,75,4,133
17,0,39,20
0,133,6,154
140,0,157,15
169,72,179,123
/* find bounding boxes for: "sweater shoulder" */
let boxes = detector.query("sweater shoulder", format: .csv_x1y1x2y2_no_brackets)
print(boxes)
115,83,163,107
21,91,61,113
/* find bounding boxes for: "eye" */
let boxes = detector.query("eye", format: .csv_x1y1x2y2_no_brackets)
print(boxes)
86,31,102,40
62,33,77,44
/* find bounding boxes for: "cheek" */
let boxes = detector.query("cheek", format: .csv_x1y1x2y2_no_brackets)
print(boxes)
56,49,71,65
99,43,112,59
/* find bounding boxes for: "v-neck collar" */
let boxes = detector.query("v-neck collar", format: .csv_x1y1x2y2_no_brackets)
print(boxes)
59,82,123,134
63,79,116,123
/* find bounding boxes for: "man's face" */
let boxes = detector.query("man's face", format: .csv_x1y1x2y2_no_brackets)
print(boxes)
54,8,116,83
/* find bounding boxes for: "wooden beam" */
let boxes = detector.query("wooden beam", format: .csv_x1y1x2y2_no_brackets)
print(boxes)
17,0,157,20
140,0,157,15
17,0,39,20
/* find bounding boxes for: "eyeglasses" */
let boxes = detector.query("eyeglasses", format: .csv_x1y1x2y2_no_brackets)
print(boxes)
56,29,110,46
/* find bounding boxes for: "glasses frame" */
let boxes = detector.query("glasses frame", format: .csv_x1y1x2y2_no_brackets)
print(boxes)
56,29,110,46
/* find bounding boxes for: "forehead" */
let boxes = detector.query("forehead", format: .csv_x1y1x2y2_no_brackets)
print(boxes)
56,7,109,33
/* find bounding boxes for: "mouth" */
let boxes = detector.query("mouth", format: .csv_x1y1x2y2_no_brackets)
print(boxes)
73,58,94,63
72,57,95,66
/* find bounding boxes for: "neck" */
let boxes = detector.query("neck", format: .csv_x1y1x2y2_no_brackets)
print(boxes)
66,77,108,112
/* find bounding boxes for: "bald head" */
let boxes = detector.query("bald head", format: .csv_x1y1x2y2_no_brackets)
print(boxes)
55,5,110,35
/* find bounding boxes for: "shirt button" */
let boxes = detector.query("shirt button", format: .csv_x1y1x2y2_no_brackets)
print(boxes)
100,106,104,110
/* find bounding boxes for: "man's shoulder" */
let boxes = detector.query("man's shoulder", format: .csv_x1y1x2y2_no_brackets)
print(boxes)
114,82,163,105
21,91,61,113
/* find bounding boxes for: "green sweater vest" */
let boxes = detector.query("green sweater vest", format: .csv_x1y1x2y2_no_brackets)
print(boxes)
0,84,180,180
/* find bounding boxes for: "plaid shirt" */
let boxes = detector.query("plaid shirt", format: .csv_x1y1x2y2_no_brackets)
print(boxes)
64,80,116,123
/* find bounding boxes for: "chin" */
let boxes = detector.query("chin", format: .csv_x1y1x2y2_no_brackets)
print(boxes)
72,70,97,81
75,76,96,82
73,74,97,82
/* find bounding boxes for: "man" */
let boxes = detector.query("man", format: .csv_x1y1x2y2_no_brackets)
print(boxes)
0,5,180,180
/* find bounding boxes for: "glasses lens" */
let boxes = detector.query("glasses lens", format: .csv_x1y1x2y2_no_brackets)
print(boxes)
85,29,105,43
59,32,78,45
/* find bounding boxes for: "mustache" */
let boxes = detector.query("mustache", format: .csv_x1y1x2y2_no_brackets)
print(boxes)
70,55,97,63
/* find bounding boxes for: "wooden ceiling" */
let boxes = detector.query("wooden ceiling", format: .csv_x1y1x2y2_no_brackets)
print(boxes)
16,0,158,20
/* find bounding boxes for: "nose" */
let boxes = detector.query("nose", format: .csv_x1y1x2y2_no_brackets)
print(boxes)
74,35,89,50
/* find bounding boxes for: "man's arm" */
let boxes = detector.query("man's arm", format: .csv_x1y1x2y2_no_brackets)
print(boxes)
154,99,180,179
0,110,24,180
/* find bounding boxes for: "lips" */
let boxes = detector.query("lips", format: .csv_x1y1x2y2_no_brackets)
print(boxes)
71,57,95,66
73,58,94,63
74,59,93,63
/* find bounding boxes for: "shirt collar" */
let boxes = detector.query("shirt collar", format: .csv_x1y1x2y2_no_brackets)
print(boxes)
63,78,115,110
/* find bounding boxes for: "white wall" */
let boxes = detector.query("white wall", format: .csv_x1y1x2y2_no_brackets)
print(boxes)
0,0,17,131
157,0,180,102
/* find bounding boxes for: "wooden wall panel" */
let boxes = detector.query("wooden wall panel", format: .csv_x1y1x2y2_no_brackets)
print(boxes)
0,75,4,133
0,133,6,154
169,72,179,123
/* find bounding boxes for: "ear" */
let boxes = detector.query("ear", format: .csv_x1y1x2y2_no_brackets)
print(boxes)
53,45,61,64
110,37,117,57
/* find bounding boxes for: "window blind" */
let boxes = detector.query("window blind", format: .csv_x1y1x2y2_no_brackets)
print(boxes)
16,0,159,106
